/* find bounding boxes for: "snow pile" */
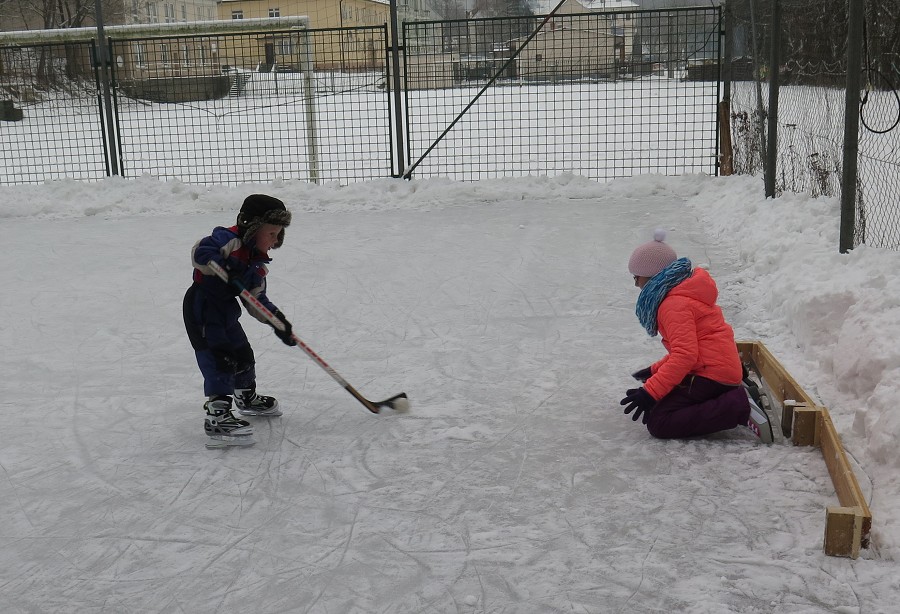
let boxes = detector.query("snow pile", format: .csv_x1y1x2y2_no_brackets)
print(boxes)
688,175,900,556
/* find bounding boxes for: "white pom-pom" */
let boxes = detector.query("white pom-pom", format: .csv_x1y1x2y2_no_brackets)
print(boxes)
391,397,410,412
653,228,667,242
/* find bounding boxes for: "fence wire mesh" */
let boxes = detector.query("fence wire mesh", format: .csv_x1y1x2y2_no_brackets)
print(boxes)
728,0,900,250
403,8,722,181
0,41,109,182
856,0,900,249
109,26,393,184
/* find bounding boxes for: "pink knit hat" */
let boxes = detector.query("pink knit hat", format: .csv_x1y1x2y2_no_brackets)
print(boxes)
628,229,677,277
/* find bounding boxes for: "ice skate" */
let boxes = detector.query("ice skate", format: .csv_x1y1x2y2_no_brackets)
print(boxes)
745,392,774,444
204,395,255,446
234,387,282,417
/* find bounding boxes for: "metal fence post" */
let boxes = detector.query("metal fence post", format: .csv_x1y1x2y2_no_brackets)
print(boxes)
388,0,406,178
719,2,734,176
299,28,320,184
764,0,780,198
94,1,120,176
840,0,864,253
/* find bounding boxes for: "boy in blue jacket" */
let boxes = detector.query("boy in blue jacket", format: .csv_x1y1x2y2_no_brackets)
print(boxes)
183,194,297,444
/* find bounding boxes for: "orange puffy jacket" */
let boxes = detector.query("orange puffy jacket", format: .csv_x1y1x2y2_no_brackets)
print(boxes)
643,268,743,401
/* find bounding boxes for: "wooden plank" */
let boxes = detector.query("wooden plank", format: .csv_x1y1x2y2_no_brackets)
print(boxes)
819,411,872,548
824,506,863,558
736,339,872,554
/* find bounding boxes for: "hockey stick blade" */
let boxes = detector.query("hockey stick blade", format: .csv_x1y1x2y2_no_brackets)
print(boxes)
344,386,409,414
373,392,410,413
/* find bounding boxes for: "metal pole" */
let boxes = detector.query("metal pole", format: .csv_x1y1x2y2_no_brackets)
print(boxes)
94,0,120,176
840,0,864,253
764,0,780,198
299,28,320,183
722,3,732,104
719,3,733,176
748,0,767,174
388,0,405,177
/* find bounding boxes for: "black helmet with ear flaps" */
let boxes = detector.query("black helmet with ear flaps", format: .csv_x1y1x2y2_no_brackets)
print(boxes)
236,194,292,248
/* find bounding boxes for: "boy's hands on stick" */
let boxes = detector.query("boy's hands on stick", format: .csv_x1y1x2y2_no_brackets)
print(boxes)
272,310,297,346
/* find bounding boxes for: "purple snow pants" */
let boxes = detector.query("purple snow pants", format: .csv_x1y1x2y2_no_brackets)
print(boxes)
645,375,751,439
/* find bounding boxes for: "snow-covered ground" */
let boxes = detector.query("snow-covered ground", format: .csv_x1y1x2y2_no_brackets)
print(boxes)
1,172,898,612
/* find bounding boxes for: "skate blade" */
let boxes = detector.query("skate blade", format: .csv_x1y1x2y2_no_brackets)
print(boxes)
206,440,255,449
236,408,283,417
206,435,256,449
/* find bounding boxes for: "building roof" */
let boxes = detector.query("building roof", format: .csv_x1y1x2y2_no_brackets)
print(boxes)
218,0,388,4
530,0,641,11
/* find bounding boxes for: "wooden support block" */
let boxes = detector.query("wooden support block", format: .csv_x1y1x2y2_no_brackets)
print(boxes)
737,340,816,438
791,405,819,447
782,400,797,438
824,506,863,558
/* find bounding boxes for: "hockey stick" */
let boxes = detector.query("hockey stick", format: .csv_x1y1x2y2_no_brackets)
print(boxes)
206,260,409,414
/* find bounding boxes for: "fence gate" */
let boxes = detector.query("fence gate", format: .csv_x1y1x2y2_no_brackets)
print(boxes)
0,40,110,183
400,7,723,181
107,21,394,184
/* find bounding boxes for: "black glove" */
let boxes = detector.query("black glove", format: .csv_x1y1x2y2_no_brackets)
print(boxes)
620,387,656,424
631,367,652,382
272,310,297,346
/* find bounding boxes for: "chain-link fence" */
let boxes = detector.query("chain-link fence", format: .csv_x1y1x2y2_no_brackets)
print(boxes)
726,0,900,250
856,1,900,249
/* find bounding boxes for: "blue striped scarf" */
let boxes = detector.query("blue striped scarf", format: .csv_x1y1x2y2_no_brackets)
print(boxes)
635,257,693,336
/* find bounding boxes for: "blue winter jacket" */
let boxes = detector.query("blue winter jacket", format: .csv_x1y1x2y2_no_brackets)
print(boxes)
190,225,280,323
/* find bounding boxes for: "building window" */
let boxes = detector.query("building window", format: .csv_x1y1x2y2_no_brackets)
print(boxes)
232,10,244,19
164,3,175,23
147,3,159,23
181,5,187,21
269,8,280,18
277,36,294,56
134,42,146,66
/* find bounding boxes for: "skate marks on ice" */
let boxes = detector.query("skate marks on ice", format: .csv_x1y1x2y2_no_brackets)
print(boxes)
0,196,895,612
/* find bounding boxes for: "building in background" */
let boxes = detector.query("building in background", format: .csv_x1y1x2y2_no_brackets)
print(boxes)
215,0,440,71
127,0,220,24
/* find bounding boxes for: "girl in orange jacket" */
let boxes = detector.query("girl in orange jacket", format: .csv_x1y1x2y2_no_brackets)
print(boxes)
620,230,771,441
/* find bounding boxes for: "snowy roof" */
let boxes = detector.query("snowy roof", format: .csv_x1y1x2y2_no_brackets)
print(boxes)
574,0,641,9
529,0,641,11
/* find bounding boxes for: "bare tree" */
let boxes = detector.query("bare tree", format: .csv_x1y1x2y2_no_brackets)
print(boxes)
471,0,533,18
1,0,124,31
430,0,466,20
